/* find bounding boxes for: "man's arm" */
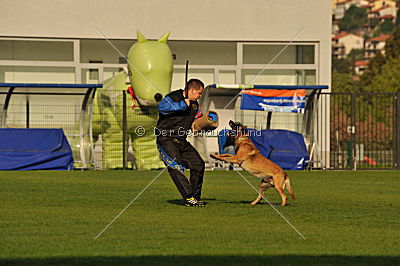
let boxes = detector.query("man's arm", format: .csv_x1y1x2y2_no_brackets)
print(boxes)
158,96,189,115
191,106,204,132
194,106,203,122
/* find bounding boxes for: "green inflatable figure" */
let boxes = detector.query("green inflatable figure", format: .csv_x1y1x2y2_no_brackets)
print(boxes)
93,31,173,169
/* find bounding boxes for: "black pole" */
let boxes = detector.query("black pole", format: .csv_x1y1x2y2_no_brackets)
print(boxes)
396,92,400,169
351,93,356,170
26,99,30,129
266,111,272,130
184,60,189,99
122,91,127,170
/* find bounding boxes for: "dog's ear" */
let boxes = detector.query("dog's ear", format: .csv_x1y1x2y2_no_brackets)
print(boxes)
229,120,236,129
235,123,244,131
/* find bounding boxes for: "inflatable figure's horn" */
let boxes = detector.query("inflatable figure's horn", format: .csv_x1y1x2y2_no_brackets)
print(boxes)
137,31,147,43
158,32,170,44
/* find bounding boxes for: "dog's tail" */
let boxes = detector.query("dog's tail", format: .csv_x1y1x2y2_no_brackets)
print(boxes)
284,174,295,200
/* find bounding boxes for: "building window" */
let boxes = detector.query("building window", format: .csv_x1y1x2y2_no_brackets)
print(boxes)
242,44,315,64
0,40,73,61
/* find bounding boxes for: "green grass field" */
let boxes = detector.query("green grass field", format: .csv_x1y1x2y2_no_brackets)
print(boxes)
1,170,399,265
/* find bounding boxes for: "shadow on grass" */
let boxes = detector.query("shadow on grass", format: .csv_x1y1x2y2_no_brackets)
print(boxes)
1,255,399,265
222,200,291,206
167,198,216,206
167,198,290,207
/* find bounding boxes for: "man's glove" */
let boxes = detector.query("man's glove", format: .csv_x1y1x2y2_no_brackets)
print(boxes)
193,110,219,132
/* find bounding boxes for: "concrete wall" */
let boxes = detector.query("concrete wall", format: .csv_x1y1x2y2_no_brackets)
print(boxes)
2,0,330,40
1,0,331,82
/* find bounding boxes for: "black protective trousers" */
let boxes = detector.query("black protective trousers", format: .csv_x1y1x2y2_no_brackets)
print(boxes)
157,138,205,200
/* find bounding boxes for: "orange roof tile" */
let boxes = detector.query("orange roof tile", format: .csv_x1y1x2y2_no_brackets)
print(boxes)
332,32,349,40
355,60,369,66
380,15,394,19
336,0,352,5
368,34,391,42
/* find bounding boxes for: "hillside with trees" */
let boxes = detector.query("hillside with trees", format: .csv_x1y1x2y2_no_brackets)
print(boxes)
332,1,400,93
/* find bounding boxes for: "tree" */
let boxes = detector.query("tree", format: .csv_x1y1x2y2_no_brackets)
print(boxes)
331,70,357,93
347,48,365,72
359,52,386,88
385,26,400,58
397,9,400,26
339,5,368,33
366,56,400,92
369,17,380,28
332,57,352,74
378,19,395,34
331,71,360,121
356,57,400,123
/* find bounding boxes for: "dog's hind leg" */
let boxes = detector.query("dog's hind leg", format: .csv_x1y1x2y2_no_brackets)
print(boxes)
251,178,273,205
273,175,287,206
284,176,295,200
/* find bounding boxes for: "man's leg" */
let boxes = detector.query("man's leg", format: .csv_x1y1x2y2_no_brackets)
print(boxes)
157,141,193,199
181,142,205,200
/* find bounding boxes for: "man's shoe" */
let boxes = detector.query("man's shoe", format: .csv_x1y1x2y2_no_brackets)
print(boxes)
196,200,205,207
184,197,203,207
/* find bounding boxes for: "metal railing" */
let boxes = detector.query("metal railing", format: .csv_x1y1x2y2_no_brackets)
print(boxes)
0,83,101,169
2,83,399,171
322,92,400,170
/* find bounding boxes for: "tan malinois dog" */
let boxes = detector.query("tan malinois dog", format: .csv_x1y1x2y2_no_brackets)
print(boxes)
211,121,295,206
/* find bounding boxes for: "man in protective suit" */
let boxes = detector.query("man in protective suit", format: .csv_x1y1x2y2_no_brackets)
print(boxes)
156,79,206,207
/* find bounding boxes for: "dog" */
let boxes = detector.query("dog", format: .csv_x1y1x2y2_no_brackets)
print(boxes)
210,121,295,206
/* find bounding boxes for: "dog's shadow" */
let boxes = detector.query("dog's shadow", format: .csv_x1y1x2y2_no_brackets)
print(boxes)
167,198,217,206
223,200,292,206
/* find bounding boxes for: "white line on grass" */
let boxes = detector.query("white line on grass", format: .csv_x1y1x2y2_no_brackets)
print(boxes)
223,27,306,109
94,159,175,239
228,162,306,240
94,26,176,110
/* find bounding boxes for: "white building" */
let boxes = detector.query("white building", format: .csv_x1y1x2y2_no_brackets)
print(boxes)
354,59,369,75
0,0,332,167
332,32,364,59
370,0,397,10
335,0,354,20
365,34,391,58
334,0,369,20
369,5,398,18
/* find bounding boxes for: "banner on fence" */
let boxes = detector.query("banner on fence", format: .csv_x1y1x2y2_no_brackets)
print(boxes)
240,89,306,113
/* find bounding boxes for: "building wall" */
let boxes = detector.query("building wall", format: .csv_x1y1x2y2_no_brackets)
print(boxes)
365,40,387,58
379,6,397,17
372,0,397,10
335,2,352,20
2,0,329,40
340,34,364,55
1,0,331,84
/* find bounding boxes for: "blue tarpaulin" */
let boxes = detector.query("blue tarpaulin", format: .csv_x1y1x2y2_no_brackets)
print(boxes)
0,128,74,170
248,129,309,170
218,129,309,170
217,129,231,154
